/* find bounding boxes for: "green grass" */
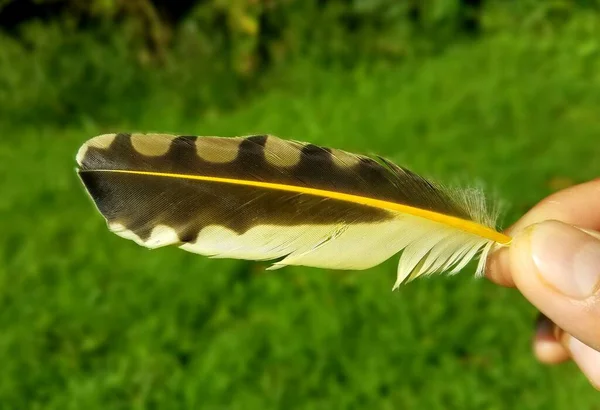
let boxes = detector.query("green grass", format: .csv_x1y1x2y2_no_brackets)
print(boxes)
2,14,600,409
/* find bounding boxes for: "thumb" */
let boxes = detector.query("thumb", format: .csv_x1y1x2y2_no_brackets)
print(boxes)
509,220,600,388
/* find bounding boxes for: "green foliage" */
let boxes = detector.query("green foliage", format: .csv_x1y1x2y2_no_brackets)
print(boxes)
3,0,600,129
1,8,600,408
0,0,597,129
0,19,250,127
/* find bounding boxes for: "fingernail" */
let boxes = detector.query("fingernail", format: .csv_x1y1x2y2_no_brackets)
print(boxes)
569,337,600,390
530,221,600,299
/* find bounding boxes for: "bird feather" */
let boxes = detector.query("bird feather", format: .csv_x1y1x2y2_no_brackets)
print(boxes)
75,133,511,288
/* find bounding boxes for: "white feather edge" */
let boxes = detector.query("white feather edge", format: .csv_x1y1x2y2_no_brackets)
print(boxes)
107,209,500,289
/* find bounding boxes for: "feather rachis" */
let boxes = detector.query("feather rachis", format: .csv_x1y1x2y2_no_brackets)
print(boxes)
83,168,508,244
76,133,510,287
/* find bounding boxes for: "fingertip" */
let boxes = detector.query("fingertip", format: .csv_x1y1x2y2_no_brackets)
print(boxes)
486,234,516,287
486,247,513,286
485,222,533,288
534,339,570,364
533,313,570,364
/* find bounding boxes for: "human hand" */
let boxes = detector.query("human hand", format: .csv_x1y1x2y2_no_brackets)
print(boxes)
487,179,600,390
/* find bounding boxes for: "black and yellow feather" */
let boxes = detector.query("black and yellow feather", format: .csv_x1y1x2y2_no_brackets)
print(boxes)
76,133,511,287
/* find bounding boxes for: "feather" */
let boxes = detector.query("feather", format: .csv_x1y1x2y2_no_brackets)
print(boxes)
75,133,511,288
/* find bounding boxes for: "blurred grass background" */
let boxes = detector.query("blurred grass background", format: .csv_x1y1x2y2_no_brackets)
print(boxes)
1,0,600,408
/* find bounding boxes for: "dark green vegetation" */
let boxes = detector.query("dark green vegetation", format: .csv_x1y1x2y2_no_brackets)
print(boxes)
1,1,600,409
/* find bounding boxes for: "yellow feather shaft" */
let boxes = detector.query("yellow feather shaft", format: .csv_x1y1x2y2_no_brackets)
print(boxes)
85,169,513,245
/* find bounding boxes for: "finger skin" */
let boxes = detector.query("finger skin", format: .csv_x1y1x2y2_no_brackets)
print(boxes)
487,178,600,287
485,179,600,388
508,221,600,350
564,335,600,390
535,317,600,390
533,313,570,364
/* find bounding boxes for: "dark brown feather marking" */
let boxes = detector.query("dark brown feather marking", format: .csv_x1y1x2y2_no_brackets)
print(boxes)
78,171,390,242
